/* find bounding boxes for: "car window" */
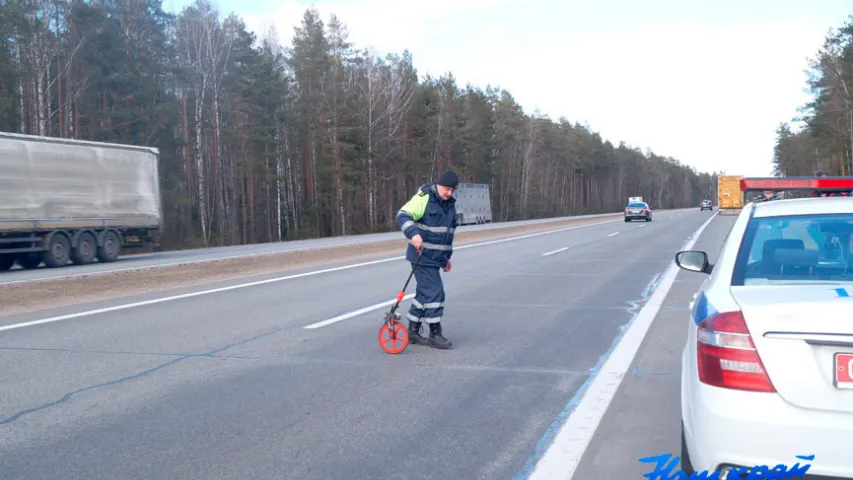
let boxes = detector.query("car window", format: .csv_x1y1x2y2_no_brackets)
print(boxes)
627,203,646,208
732,213,853,286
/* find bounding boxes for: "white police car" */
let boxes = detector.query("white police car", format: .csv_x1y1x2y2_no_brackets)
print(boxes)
674,176,853,479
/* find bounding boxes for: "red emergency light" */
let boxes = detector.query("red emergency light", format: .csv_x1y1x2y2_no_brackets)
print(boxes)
739,176,853,192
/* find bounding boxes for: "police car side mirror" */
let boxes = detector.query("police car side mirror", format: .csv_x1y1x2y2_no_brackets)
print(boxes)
675,251,712,274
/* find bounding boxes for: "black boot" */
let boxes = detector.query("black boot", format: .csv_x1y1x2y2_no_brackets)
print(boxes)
408,320,427,345
428,323,452,349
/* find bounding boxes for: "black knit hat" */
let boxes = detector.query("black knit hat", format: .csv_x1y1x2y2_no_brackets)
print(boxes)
437,170,459,189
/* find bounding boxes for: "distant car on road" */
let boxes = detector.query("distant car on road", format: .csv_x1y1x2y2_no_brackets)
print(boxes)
624,201,652,222
673,175,853,479
700,199,713,211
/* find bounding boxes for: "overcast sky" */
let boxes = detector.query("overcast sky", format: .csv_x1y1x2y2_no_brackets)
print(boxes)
163,0,853,177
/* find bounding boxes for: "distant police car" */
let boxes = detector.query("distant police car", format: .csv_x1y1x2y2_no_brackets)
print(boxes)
674,176,853,479
700,199,713,211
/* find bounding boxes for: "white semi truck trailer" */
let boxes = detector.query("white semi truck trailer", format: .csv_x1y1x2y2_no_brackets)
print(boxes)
454,183,492,225
0,132,162,270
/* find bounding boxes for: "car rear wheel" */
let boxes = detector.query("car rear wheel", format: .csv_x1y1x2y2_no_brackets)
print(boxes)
680,422,695,474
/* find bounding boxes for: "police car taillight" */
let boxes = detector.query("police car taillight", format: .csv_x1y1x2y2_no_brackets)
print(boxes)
697,311,776,393
739,177,853,192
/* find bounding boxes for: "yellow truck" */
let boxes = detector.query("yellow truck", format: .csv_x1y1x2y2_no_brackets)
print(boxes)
717,175,744,214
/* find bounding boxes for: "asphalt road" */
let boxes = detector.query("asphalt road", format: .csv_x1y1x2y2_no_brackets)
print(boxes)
0,208,728,480
569,212,735,479
0,210,685,285
0,210,686,285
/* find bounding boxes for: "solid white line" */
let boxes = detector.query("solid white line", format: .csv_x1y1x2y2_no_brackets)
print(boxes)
542,247,569,257
0,256,409,333
453,219,620,251
525,211,718,480
0,252,288,286
607,232,619,237
304,294,415,329
0,217,623,333
0,214,630,286
4,209,697,287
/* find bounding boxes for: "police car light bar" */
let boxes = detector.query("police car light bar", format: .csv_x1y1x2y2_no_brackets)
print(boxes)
739,176,853,192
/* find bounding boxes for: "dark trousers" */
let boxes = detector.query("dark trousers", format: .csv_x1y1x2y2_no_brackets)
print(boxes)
407,264,445,324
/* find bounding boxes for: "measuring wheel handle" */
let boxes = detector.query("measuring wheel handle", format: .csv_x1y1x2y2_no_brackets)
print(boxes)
378,311,408,354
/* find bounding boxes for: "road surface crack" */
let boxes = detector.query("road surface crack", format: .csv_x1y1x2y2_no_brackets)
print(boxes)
0,323,297,425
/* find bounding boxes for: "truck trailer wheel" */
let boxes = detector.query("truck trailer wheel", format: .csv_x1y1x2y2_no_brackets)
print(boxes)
97,231,121,263
42,233,71,268
71,232,97,265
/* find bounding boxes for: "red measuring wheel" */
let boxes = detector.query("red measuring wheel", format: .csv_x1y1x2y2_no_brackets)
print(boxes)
377,251,422,354
378,318,409,354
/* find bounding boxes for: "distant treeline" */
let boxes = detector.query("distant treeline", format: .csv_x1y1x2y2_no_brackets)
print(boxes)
0,0,716,250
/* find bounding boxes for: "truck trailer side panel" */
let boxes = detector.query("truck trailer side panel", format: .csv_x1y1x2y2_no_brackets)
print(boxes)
454,183,492,225
717,175,744,214
0,132,161,226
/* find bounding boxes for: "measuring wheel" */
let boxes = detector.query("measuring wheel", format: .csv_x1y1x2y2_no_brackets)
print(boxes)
378,312,409,354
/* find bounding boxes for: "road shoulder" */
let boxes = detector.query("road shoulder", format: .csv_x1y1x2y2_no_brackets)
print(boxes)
569,215,734,479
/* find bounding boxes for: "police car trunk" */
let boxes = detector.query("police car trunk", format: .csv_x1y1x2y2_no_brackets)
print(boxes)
731,177,853,415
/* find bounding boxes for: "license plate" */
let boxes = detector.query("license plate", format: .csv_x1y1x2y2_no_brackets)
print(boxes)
834,353,853,389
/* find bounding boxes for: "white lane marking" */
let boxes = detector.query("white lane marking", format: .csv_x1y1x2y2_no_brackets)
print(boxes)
525,211,718,480
0,218,623,333
0,214,632,286
0,256,407,333
453,219,619,251
0,252,302,286
304,294,415,329
638,224,647,228
1,210,697,286
304,210,696,329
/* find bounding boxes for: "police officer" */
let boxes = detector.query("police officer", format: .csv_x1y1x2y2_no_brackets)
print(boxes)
395,170,458,349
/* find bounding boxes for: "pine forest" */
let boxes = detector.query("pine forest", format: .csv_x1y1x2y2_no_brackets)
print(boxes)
774,15,853,180
0,0,718,250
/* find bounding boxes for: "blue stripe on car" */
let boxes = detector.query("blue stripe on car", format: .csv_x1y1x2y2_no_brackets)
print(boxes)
692,291,717,325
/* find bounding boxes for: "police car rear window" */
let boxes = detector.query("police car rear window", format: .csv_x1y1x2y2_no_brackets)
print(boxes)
627,203,646,208
732,213,853,286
